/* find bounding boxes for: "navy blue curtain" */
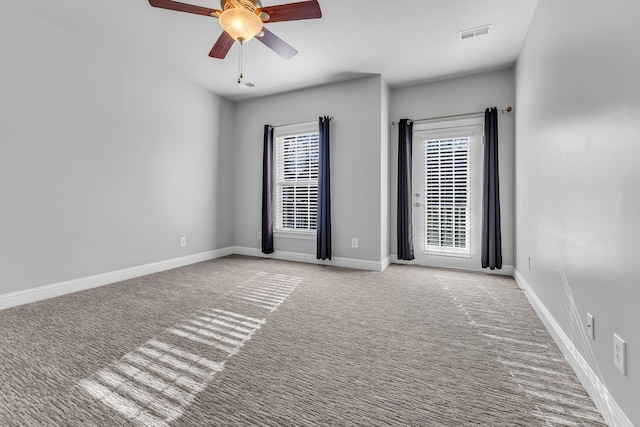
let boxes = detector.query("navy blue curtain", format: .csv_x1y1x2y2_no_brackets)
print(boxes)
397,119,414,260
481,108,502,269
261,125,274,254
317,116,332,260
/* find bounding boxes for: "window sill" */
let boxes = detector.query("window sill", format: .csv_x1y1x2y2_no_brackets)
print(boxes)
274,231,316,240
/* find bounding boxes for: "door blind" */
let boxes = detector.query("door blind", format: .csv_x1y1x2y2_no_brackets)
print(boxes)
423,137,471,254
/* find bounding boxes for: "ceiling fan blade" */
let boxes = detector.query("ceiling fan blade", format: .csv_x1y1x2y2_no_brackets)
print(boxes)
256,28,298,59
148,0,221,18
209,31,235,59
259,0,322,23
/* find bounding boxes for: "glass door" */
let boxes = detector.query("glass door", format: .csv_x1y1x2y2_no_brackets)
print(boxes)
412,118,483,270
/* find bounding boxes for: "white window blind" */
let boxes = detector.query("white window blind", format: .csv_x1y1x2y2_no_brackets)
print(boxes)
423,137,471,255
275,132,319,232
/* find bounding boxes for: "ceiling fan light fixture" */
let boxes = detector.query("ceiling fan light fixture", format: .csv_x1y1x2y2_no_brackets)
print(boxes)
219,7,263,43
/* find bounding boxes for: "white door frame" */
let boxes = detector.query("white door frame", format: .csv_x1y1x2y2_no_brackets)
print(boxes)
412,118,484,270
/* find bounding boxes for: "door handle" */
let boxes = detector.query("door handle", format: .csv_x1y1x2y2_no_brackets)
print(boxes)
415,202,422,207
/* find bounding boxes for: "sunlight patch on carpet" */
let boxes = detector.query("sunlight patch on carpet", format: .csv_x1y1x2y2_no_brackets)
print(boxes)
441,279,605,426
79,271,303,426
225,272,301,311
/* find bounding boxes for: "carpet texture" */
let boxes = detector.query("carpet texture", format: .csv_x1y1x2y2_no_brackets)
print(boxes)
0,255,606,426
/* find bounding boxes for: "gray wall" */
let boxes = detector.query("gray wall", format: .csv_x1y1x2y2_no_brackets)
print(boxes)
5,5,637,423
515,0,640,423
232,76,387,263
0,6,234,294
389,69,515,270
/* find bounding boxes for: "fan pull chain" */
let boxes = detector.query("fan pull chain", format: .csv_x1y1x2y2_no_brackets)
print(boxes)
237,41,244,84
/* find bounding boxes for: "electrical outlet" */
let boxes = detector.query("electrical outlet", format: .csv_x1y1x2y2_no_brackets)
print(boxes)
351,238,358,248
613,333,626,375
180,236,186,247
258,231,262,240
586,313,594,340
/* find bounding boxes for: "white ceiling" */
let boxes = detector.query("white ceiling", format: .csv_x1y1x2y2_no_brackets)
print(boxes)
3,0,539,101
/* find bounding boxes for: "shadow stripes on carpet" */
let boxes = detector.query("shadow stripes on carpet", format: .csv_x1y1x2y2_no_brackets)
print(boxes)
441,274,606,426
78,272,302,426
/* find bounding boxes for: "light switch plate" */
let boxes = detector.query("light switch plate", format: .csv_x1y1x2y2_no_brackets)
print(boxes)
586,313,594,340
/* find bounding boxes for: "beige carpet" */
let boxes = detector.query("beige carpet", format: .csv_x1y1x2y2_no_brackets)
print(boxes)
0,255,606,426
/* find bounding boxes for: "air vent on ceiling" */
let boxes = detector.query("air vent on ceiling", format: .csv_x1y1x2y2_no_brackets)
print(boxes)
460,25,491,41
237,82,256,89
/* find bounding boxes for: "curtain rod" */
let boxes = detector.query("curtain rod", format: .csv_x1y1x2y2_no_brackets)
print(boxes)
270,116,333,129
391,107,512,126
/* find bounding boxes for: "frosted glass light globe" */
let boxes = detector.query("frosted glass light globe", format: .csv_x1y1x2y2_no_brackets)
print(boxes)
219,7,263,43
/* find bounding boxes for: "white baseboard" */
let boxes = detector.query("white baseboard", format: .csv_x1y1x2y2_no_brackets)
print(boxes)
230,246,387,272
0,248,233,311
0,247,390,311
380,256,391,271
389,254,416,265
1,248,632,425
513,269,633,427
389,254,514,276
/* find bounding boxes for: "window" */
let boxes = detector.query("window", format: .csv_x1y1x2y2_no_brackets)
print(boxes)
274,130,319,233
423,136,471,255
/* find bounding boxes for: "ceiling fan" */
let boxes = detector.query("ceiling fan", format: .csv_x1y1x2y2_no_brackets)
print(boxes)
148,0,322,59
